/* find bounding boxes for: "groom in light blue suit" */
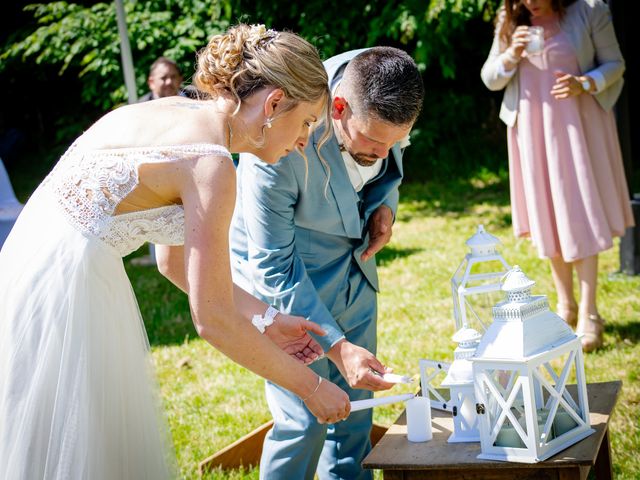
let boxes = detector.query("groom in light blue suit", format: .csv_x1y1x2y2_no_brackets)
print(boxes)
230,47,424,479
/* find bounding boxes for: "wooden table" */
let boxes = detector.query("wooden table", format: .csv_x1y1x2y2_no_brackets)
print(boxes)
363,381,621,480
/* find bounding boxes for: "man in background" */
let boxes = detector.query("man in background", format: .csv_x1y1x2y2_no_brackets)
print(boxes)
132,56,184,266
138,56,183,101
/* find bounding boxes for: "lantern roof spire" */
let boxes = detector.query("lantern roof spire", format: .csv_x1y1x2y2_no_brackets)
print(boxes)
473,266,576,359
465,224,502,252
501,265,536,292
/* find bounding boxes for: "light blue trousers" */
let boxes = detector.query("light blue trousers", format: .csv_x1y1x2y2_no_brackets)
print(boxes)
260,312,377,480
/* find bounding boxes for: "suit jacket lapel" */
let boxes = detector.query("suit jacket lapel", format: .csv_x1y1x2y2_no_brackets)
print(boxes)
313,130,362,239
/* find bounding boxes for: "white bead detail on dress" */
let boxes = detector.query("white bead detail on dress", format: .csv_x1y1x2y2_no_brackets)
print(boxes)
41,143,232,256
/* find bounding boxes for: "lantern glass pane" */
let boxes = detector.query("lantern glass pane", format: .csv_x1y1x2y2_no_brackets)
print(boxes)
468,258,507,276
419,360,452,411
456,390,478,432
530,350,585,443
553,404,579,437
481,368,528,449
461,290,503,333
493,417,526,448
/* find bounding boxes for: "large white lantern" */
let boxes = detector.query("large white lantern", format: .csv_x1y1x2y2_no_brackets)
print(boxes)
451,225,510,332
472,266,594,463
441,326,482,442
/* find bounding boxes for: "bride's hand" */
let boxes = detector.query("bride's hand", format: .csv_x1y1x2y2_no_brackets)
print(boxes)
304,378,351,424
264,314,326,364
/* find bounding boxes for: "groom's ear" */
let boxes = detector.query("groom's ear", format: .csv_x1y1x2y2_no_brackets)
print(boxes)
331,97,347,120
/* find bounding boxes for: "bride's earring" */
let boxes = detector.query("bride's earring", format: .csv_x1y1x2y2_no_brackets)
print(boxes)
253,117,273,148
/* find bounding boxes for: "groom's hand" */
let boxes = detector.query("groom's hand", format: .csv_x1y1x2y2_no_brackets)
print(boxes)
264,314,325,365
327,340,395,391
361,205,393,262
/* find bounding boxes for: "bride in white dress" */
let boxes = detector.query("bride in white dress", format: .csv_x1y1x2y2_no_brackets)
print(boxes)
0,24,350,479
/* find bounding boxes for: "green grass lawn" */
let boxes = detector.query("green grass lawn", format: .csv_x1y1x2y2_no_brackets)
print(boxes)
124,171,639,479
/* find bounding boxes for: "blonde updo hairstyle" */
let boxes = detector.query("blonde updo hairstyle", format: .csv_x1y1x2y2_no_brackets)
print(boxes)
195,24,332,160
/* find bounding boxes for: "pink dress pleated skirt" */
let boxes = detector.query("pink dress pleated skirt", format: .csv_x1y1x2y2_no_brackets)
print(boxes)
508,19,634,262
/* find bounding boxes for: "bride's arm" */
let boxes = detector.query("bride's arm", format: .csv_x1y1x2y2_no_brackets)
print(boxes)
157,245,272,317
156,245,187,292
157,245,325,364
163,154,345,421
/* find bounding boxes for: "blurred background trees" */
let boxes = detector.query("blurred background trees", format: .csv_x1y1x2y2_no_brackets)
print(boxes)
0,0,545,190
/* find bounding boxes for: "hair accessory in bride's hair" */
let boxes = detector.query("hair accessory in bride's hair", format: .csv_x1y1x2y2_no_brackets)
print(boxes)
249,24,280,49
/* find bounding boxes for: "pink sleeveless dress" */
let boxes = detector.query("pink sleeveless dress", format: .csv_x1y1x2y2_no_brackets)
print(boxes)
508,15,634,262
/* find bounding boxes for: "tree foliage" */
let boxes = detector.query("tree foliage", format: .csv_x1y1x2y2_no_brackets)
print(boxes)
1,1,232,110
1,0,506,179
1,0,499,110
235,0,497,77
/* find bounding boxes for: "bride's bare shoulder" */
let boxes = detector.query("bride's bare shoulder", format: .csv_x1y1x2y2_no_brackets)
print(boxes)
76,98,218,150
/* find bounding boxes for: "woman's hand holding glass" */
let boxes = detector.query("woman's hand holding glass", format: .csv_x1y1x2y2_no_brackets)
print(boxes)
502,25,531,69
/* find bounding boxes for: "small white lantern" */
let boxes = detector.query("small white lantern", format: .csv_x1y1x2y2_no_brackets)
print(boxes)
419,359,452,412
472,266,594,463
451,225,510,333
441,326,482,442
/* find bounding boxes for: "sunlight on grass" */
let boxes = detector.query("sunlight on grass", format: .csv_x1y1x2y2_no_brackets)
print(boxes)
130,173,639,479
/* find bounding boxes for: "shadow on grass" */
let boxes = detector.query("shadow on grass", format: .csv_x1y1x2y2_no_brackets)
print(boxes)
376,245,422,267
125,250,197,347
606,320,640,344
397,170,511,222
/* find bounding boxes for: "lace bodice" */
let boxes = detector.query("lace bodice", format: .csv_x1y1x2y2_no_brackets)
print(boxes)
41,143,232,256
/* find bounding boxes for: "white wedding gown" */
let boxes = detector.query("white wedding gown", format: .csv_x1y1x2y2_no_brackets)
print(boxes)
0,142,231,479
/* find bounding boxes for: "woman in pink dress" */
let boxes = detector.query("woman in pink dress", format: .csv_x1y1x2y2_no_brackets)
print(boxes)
481,0,634,352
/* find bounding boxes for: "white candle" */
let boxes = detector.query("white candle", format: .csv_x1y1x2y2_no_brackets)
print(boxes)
533,409,554,441
495,424,525,448
406,396,433,442
350,393,415,412
553,411,578,436
381,373,413,384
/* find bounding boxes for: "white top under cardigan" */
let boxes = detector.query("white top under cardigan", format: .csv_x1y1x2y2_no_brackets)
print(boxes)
480,0,625,127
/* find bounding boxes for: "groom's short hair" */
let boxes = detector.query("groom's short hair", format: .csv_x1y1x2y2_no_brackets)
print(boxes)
341,47,424,126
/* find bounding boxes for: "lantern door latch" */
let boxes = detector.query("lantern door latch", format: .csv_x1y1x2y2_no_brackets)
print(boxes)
476,403,486,414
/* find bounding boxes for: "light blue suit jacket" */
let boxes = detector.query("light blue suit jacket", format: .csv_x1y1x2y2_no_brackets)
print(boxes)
229,50,404,351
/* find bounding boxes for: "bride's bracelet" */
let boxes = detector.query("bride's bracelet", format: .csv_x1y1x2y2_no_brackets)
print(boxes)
302,376,323,402
251,305,280,333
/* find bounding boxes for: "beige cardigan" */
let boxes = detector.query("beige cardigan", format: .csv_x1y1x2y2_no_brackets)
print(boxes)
481,0,625,127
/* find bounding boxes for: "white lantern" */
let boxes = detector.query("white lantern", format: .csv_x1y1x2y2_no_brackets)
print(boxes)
419,359,452,412
451,225,510,333
441,326,482,442
472,266,594,463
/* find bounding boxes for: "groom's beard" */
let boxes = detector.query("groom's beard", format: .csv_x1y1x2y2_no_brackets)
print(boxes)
350,151,380,167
